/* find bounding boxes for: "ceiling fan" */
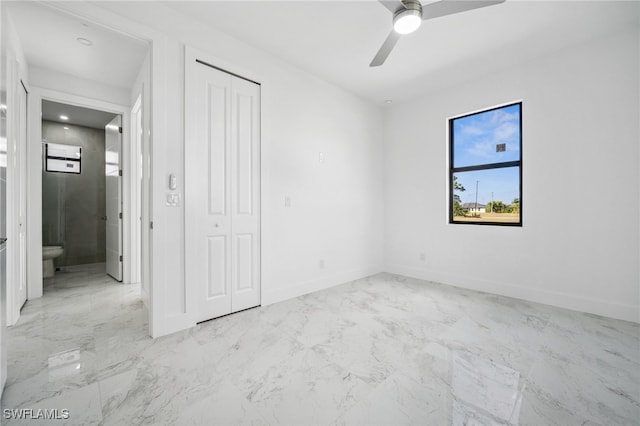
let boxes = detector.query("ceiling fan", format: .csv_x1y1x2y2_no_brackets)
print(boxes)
370,0,506,67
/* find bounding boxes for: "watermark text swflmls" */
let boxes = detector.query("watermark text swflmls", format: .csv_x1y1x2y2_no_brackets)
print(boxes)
3,408,70,420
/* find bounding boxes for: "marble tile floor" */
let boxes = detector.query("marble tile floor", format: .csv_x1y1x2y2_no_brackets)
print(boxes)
2,264,639,425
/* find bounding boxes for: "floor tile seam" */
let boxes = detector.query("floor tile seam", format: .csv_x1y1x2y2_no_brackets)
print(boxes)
520,330,550,386
94,377,107,424
451,391,518,426
521,311,564,384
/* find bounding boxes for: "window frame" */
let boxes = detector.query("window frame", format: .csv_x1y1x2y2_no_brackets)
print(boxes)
448,102,523,227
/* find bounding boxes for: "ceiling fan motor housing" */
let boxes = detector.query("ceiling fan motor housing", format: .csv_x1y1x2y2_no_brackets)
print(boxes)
393,0,423,34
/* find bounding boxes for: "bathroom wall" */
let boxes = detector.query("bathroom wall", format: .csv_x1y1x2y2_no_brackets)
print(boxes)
42,120,107,266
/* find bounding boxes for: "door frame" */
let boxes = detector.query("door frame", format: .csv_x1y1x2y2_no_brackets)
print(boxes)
27,88,140,298
105,114,124,282
5,49,29,326
129,93,143,288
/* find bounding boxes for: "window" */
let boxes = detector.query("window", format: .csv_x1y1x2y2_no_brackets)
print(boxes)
449,102,522,226
45,143,82,174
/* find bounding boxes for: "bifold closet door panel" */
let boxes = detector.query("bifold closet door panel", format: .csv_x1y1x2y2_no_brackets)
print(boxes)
188,61,261,323
191,64,233,323
230,77,261,313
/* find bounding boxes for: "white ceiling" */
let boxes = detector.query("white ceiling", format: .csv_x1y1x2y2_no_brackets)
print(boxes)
42,100,117,129
7,1,148,90
163,0,639,105
6,1,639,107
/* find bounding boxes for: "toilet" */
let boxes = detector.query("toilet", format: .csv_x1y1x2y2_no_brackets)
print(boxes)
42,246,64,278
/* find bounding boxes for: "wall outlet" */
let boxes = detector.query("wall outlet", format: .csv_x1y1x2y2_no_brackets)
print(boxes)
319,152,324,163
166,193,180,206
319,259,325,269
284,196,291,207
419,252,426,262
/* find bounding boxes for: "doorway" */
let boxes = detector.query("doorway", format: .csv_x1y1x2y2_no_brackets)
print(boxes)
40,100,128,287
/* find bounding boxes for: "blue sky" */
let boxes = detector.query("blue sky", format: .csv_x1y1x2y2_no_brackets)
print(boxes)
452,104,521,205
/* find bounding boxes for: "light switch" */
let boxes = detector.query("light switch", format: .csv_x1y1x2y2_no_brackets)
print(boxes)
319,152,324,163
284,196,291,208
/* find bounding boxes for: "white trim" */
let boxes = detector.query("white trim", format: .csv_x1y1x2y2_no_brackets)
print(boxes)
386,263,640,324
36,88,128,117
6,48,29,326
130,93,143,287
447,98,525,121
147,36,166,338
184,47,198,328
26,91,43,300
6,47,18,325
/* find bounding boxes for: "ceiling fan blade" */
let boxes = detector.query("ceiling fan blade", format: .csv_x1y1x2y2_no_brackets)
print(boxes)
370,31,401,67
423,0,505,20
378,0,405,13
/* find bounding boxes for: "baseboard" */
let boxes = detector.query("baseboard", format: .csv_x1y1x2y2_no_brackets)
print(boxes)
386,263,640,324
262,265,384,306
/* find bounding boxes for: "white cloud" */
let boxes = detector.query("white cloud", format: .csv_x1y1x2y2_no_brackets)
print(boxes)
494,122,518,142
457,105,521,163
461,125,485,136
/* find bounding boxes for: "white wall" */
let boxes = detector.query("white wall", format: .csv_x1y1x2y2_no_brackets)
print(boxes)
28,66,129,106
384,26,640,323
153,4,385,311
0,1,32,395
150,4,384,332
3,7,31,323
4,0,636,342
257,64,385,304
58,2,384,336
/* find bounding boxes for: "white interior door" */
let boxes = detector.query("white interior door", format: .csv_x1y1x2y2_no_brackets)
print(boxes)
16,81,27,310
229,77,261,313
105,116,122,281
188,61,260,323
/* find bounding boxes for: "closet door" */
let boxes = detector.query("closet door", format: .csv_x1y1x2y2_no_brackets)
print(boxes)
188,61,260,323
230,77,261,313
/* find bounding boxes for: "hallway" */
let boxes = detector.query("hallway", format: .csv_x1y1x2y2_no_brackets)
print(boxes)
2,264,146,424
